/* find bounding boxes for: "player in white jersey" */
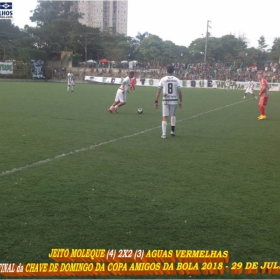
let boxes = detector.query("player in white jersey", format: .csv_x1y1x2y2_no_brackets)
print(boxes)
108,71,134,113
154,65,182,138
225,79,230,91
243,78,258,99
67,70,75,92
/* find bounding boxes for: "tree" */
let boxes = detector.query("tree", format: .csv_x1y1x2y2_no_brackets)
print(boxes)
257,36,268,52
72,26,102,63
130,32,149,62
245,47,260,65
205,38,224,62
135,32,149,42
188,35,246,63
188,38,205,62
101,32,134,62
10,2,280,70
220,35,246,60
268,37,280,63
0,20,37,61
176,46,190,64
255,36,268,67
159,40,178,65
30,1,81,26
188,38,205,54
237,33,248,47
138,35,163,65
25,21,101,60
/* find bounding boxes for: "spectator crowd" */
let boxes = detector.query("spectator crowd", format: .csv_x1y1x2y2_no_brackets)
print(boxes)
52,61,279,83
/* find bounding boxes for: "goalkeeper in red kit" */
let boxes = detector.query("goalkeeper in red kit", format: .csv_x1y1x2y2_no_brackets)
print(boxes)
257,73,269,120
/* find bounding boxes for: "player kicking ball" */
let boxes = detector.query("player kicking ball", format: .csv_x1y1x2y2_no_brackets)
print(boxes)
154,65,182,138
108,71,134,113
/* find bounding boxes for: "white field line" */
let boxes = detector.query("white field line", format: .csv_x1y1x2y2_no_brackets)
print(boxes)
0,99,251,177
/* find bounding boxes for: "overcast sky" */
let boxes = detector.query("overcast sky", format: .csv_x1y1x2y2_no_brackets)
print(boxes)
11,0,280,49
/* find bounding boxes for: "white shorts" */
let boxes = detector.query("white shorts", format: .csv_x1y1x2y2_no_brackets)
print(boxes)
68,81,75,86
115,89,127,103
245,89,253,94
162,104,177,117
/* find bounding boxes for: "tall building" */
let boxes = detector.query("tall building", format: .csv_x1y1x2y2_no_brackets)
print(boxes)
72,0,128,35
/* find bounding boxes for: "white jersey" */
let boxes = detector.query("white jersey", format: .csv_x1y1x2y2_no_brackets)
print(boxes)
158,75,181,105
67,73,74,84
246,81,254,90
119,76,130,93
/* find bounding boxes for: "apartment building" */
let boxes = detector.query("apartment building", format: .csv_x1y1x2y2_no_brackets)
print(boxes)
72,0,128,35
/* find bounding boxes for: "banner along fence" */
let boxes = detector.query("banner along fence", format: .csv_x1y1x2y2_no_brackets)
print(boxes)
0,46,46,79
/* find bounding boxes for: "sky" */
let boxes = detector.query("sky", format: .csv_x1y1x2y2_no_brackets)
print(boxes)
10,0,280,49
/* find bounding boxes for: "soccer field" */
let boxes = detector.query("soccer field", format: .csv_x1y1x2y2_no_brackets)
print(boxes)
1,82,280,278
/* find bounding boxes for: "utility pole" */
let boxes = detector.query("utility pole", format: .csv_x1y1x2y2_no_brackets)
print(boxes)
78,33,90,67
77,33,101,67
204,20,211,63
78,32,92,63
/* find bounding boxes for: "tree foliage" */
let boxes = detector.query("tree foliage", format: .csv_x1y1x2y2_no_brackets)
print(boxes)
258,36,268,52
138,35,163,65
101,32,133,62
30,1,81,26
2,1,278,68
268,38,280,62
135,32,149,42
188,35,247,62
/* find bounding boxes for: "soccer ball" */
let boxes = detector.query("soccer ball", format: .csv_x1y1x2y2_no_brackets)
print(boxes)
137,108,143,114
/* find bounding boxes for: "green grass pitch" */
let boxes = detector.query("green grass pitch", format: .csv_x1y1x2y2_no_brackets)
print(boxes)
1,81,280,278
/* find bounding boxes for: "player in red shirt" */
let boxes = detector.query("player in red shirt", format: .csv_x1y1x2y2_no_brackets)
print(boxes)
130,76,136,92
257,73,269,120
